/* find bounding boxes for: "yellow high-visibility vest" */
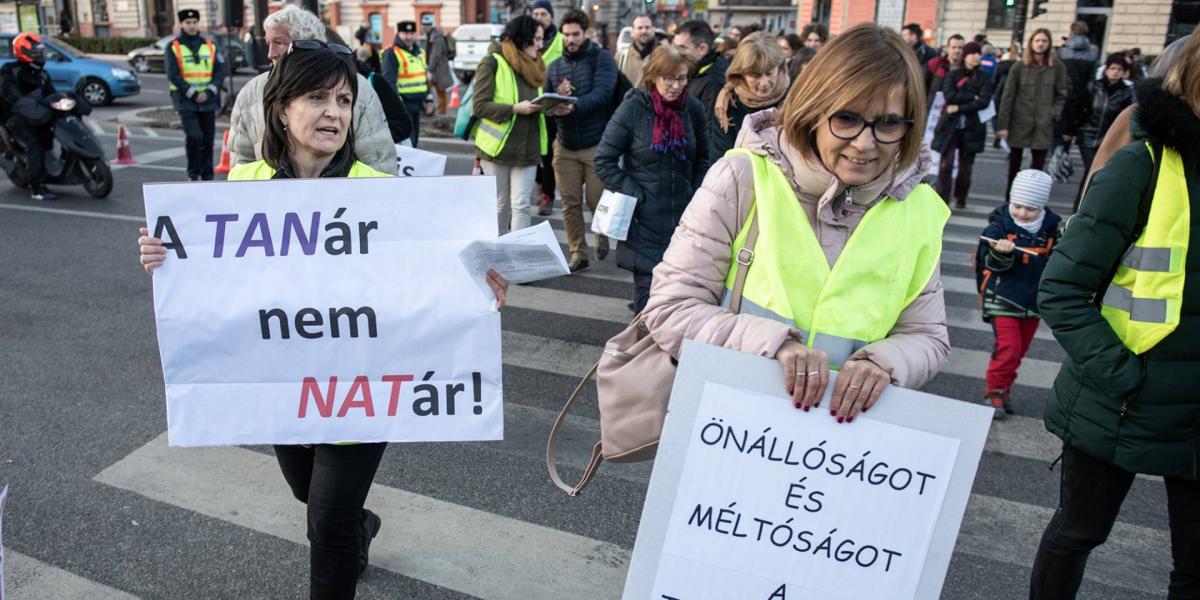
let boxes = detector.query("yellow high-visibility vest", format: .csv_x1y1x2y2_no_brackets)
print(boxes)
228,160,391,181
473,53,547,158
722,149,949,367
169,38,215,92
541,32,563,68
386,45,429,96
1100,143,1190,354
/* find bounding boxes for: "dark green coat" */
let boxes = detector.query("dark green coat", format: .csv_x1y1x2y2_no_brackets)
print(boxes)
1038,79,1200,479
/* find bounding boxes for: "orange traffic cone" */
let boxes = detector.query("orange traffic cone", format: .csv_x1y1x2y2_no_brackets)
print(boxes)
111,124,136,165
214,130,233,174
449,85,461,109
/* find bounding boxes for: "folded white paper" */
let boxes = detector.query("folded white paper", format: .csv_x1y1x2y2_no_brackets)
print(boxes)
459,221,569,300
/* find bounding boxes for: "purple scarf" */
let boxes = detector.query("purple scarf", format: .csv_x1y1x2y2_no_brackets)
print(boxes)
650,88,688,160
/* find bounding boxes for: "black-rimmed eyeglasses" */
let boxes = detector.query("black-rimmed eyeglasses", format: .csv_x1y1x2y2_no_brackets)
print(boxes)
288,40,354,56
828,111,913,144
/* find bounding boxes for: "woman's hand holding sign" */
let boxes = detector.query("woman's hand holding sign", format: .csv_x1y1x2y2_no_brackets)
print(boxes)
830,359,890,422
138,227,166,274
778,340,829,412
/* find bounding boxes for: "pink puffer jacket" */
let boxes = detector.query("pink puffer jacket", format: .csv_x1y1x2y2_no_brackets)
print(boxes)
641,108,950,389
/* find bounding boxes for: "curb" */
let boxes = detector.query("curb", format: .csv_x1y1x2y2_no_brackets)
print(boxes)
111,105,231,131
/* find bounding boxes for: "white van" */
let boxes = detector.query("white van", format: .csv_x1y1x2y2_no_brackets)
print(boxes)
451,23,505,84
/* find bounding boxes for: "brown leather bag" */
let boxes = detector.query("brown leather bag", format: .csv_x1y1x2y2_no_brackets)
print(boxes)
546,216,761,496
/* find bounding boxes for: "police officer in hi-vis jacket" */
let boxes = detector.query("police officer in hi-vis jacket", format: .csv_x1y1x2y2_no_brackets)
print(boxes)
381,20,431,147
165,9,225,181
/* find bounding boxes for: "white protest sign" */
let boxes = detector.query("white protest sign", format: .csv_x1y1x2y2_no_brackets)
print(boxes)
145,176,502,447
0,484,7,600
624,341,993,600
395,144,448,177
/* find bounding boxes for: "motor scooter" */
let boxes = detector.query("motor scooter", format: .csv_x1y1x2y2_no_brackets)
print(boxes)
1,95,113,198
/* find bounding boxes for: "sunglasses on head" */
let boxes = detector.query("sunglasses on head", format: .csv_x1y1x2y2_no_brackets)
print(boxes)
288,40,354,56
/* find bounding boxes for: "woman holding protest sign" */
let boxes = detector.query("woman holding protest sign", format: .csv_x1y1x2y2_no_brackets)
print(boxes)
641,23,950,422
471,14,548,234
136,42,508,599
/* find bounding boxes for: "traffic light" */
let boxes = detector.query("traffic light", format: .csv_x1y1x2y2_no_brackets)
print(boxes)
1032,0,1048,18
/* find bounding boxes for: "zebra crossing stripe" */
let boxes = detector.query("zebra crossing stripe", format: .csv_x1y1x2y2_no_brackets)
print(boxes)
94,433,630,600
4,550,141,599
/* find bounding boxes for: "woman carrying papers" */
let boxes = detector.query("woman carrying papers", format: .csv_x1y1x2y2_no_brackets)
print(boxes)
640,24,950,422
135,43,508,599
471,15,550,234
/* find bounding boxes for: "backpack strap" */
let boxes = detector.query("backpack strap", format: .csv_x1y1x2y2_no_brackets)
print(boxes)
545,210,760,496
1132,141,1163,242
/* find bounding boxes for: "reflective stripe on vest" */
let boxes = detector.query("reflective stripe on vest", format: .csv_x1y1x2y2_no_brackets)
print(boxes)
541,33,563,68
227,160,392,181
1099,143,1190,354
473,53,548,158
389,46,428,96
169,39,216,92
721,149,950,367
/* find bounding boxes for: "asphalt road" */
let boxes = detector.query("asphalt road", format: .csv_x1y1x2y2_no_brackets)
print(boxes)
0,126,1174,599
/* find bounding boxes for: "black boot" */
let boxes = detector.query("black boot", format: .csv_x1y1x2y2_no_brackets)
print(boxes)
359,508,382,575
30,183,57,201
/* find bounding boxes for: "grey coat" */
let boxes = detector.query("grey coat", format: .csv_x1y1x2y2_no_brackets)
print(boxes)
425,27,454,90
997,59,1067,150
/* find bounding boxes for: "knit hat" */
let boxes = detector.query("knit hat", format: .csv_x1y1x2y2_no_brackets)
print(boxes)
1010,169,1052,210
531,0,554,16
962,41,982,57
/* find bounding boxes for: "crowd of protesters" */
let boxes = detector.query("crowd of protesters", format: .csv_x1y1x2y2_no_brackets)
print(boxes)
127,5,1197,597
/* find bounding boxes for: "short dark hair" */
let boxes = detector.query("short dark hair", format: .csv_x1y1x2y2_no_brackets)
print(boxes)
800,23,828,43
903,23,923,37
675,20,714,49
782,32,803,51
632,13,654,26
560,8,588,31
262,46,358,172
948,33,964,43
502,14,542,51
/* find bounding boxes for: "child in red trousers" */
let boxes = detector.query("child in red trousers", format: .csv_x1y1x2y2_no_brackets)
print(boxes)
975,169,1061,419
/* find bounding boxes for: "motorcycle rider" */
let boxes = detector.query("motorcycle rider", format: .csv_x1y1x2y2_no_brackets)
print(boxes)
0,32,59,200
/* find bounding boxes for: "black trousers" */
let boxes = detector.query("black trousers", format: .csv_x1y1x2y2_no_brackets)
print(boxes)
1030,444,1200,599
633,272,653,314
1005,147,1048,200
7,116,50,184
179,110,216,180
537,118,558,200
936,129,977,206
408,108,421,147
274,443,387,600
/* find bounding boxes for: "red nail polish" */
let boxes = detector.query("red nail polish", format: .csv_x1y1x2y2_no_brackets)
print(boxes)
862,406,869,412
837,416,844,423
847,416,854,423
794,402,801,409
803,405,810,412
830,409,836,416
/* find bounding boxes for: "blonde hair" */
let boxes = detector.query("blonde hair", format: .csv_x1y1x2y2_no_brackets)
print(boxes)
726,31,786,83
780,23,926,170
1163,29,1200,117
641,44,696,89
1023,28,1054,66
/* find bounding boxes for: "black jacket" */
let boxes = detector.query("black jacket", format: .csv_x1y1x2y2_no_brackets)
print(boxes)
975,204,1062,318
164,32,224,112
1069,77,1134,148
708,93,783,159
932,66,994,155
0,61,56,122
1058,35,1099,130
595,89,710,274
366,69,413,144
545,40,617,150
687,51,727,124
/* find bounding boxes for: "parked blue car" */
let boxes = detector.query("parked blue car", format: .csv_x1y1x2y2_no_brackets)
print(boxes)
0,34,140,106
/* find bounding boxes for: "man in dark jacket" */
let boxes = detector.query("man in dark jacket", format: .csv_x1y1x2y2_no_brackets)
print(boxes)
901,24,937,79
165,9,224,181
926,34,963,106
532,0,560,215
1057,21,1099,143
546,9,618,272
381,21,430,147
932,41,993,208
1031,76,1200,598
0,32,58,200
1067,53,1133,208
673,20,727,124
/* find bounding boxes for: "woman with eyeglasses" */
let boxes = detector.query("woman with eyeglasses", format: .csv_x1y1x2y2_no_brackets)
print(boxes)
595,44,710,313
136,42,509,599
641,23,950,421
